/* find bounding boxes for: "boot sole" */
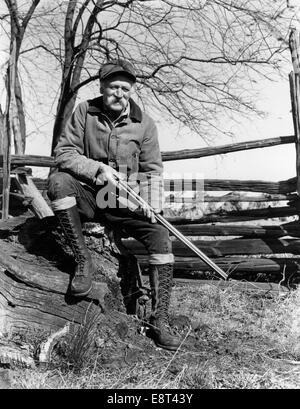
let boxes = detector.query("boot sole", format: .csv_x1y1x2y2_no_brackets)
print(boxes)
154,341,180,351
71,283,92,298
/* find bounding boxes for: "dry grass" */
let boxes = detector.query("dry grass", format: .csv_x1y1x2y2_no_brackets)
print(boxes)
6,282,300,389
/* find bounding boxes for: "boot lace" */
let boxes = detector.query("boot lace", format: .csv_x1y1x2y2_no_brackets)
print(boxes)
74,254,88,277
58,212,87,276
157,265,173,326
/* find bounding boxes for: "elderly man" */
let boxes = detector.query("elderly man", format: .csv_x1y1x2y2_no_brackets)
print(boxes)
47,59,180,350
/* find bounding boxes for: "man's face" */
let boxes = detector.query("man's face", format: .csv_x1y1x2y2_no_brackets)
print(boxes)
100,74,134,113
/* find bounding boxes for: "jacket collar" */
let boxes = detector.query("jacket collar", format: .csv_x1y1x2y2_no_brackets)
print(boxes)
87,96,142,122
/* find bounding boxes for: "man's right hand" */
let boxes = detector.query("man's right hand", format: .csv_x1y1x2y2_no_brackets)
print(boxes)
95,163,121,185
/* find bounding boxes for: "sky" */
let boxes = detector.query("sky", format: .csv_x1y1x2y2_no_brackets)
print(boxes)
23,74,296,183
157,77,296,182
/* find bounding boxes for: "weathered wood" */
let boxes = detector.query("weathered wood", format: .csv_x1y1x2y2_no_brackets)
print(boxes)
0,240,108,298
3,177,297,222
13,173,53,218
202,193,295,202
0,268,104,334
167,206,297,224
32,177,297,196
0,134,295,167
19,183,295,223
172,221,300,238
0,154,55,168
124,236,300,257
162,135,294,161
4,212,295,240
38,324,70,364
166,192,295,204
0,237,111,335
2,213,298,247
0,215,29,233
138,256,298,273
165,178,297,194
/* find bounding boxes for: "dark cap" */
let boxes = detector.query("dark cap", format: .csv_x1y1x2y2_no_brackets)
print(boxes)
99,59,136,83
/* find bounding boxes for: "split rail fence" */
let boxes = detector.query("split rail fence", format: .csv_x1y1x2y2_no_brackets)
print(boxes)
2,30,300,285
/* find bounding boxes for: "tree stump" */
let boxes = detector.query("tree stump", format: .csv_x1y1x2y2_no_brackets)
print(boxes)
0,214,129,336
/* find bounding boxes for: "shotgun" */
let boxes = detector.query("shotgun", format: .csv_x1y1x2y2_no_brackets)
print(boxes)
98,174,228,281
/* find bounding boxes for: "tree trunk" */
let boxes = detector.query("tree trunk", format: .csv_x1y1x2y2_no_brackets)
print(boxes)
14,73,26,154
0,106,4,155
51,93,76,155
0,215,132,336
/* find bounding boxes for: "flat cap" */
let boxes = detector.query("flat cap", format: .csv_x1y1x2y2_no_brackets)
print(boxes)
99,59,136,82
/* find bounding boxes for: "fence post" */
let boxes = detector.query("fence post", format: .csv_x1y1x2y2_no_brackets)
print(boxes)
289,29,300,198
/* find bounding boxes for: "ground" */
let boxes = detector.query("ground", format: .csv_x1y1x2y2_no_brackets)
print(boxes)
1,280,300,389
1,215,300,389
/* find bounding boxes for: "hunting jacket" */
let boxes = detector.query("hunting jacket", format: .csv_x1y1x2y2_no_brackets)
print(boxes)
54,96,164,210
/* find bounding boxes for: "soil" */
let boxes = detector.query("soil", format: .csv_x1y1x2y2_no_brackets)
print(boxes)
1,215,299,389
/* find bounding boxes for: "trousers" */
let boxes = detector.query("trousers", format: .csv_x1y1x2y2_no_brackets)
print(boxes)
47,171,174,265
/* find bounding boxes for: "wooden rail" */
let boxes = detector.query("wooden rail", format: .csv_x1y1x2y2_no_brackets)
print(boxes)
29,176,297,195
124,236,300,257
167,207,297,224
137,256,298,274
168,221,300,238
175,193,296,203
162,135,295,161
0,134,295,167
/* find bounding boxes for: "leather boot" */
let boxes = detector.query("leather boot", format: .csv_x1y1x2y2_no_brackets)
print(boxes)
148,263,181,351
55,205,94,297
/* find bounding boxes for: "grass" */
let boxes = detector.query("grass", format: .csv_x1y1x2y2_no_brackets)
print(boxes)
5,280,300,389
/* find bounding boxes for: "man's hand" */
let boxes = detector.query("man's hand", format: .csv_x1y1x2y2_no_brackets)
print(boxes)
95,163,121,185
139,203,157,223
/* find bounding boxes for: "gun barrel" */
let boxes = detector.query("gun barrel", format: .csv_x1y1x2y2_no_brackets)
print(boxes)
108,175,228,280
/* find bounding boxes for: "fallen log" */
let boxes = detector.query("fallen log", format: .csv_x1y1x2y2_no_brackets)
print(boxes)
0,215,29,234
0,240,108,296
0,239,111,335
0,215,127,336
0,268,103,334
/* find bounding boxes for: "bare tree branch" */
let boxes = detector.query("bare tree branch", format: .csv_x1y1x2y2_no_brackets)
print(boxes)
21,0,40,32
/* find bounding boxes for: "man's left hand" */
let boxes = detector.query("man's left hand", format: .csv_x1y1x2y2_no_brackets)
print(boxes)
140,204,157,223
